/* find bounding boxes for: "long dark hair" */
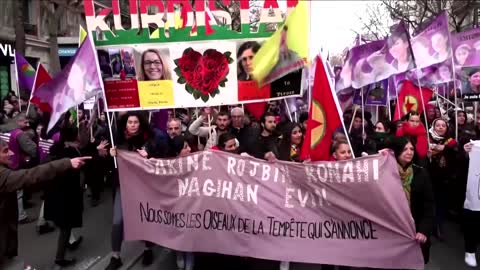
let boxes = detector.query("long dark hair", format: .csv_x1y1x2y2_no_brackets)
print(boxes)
278,122,303,161
117,112,151,150
237,41,260,81
390,136,416,162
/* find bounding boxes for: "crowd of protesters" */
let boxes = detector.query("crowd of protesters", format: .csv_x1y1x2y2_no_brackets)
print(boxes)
1,89,480,270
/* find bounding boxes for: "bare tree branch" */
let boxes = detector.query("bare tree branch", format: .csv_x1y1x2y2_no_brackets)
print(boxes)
380,0,477,34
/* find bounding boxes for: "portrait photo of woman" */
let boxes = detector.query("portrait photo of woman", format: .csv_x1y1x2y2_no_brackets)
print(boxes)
431,32,450,61
237,41,261,81
109,49,123,76
335,52,353,91
120,49,137,77
454,44,472,66
388,33,413,71
412,36,431,68
137,48,173,81
97,49,113,79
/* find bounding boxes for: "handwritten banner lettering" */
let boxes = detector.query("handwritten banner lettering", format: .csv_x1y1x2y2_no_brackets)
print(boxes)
117,150,423,269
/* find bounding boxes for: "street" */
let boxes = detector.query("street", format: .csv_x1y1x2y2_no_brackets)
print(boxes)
9,190,475,270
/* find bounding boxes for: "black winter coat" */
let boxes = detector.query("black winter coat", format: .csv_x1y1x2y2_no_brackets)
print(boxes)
410,164,435,263
44,145,83,229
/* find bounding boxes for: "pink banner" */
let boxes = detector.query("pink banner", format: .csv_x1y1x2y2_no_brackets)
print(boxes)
117,150,424,269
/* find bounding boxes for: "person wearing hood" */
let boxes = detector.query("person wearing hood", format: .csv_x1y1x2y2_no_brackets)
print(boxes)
427,118,457,240
396,111,428,166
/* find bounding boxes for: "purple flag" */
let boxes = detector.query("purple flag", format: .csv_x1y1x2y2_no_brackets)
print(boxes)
336,40,385,92
452,28,480,67
15,52,35,92
411,11,451,69
336,22,414,91
35,36,102,131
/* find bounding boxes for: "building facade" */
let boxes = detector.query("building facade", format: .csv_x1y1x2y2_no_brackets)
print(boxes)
0,0,85,97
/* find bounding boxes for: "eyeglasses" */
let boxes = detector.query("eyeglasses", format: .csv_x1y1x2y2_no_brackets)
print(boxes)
240,55,254,62
144,60,162,66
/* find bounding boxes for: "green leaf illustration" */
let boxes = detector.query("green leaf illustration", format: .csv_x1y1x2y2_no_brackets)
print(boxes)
193,91,200,100
174,67,182,77
174,59,179,66
177,76,186,84
210,88,218,97
219,81,226,87
224,51,231,58
185,84,194,93
184,47,193,54
227,57,234,64
201,94,209,102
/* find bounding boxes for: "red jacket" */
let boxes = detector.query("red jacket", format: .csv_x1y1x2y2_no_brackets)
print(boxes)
396,122,428,158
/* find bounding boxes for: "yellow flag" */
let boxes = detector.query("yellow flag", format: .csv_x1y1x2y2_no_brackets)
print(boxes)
79,25,87,46
252,1,309,84
150,28,160,39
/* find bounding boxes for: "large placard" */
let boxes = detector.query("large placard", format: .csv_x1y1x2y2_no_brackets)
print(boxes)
84,0,305,110
118,150,424,269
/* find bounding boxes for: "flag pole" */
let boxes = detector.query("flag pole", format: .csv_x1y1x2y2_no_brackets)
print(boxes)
432,89,459,108
283,99,293,122
12,52,22,108
361,87,365,144
349,105,358,133
88,34,117,168
475,102,478,127
450,56,459,141
395,81,401,119
26,62,41,115
387,81,391,121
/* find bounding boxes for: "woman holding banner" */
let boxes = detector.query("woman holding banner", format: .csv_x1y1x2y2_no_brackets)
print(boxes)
106,112,167,270
323,138,353,270
391,136,435,264
166,135,195,270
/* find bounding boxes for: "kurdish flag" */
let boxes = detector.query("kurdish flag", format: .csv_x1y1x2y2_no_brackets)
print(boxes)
15,52,36,92
30,64,52,113
300,56,345,161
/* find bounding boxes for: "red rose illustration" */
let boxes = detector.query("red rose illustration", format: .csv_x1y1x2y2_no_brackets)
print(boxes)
178,49,201,82
175,47,233,102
